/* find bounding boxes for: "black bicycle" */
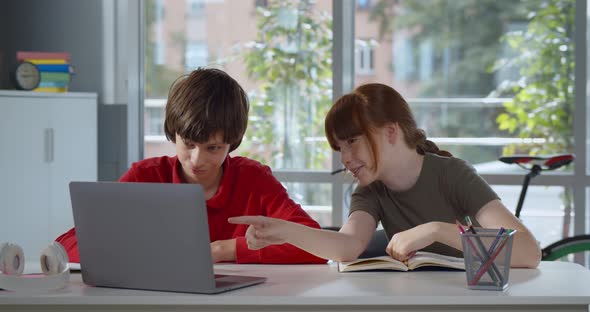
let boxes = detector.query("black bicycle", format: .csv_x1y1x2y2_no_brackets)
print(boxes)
499,154,590,261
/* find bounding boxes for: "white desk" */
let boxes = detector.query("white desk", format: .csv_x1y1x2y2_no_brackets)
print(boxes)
0,261,589,312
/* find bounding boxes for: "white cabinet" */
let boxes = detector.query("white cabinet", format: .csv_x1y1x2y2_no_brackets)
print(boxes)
0,90,97,260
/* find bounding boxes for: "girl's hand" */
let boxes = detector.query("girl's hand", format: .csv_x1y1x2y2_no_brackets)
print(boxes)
386,222,438,261
228,216,291,250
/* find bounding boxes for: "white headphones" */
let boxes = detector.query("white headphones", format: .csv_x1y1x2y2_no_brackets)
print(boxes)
0,242,70,291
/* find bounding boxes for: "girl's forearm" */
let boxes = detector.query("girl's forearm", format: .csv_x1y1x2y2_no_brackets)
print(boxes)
284,222,367,262
509,232,541,268
432,222,541,268
432,221,463,251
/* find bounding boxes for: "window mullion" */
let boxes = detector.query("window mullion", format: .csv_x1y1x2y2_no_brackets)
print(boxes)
332,0,355,227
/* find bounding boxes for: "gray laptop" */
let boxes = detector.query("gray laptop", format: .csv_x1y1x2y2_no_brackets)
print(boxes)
69,181,266,294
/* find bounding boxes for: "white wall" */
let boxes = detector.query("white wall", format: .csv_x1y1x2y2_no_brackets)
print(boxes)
2,0,129,181
3,0,104,95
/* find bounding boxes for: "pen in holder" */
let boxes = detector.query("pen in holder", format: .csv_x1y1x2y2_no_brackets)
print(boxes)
460,228,516,291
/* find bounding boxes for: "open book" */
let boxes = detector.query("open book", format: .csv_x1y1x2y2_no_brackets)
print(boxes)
338,251,465,272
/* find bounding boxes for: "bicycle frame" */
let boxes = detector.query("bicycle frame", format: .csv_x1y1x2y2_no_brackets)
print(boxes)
514,164,542,219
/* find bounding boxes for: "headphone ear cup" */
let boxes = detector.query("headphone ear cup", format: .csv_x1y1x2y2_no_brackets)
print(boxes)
0,242,25,275
40,242,69,275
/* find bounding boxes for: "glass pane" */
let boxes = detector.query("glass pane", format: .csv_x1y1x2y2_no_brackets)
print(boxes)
493,185,573,249
355,1,575,167
587,188,590,237
144,100,175,157
283,182,332,227
143,0,333,170
342,182,356,215
586,188,590,267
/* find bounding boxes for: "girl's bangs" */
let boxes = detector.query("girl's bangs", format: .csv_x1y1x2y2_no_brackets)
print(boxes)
325,94,366,151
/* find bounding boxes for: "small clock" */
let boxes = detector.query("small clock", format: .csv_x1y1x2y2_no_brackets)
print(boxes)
12,61,41,90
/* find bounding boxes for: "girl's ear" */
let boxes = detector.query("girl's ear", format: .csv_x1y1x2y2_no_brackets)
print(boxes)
384,123,398,145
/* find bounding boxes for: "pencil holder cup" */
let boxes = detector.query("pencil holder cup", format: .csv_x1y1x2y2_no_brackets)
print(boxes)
460,228,516,291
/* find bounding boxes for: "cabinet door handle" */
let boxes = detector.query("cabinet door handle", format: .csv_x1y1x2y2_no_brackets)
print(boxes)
44,128,54,163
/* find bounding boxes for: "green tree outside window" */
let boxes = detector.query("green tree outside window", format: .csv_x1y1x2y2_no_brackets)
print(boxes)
240,0,333,170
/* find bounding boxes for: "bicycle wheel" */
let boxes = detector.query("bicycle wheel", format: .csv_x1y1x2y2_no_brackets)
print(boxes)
541,235,590,261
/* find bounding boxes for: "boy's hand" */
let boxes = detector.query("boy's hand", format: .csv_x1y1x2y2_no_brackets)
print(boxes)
386,222,438,261
210,239,236,263
228,216,290,250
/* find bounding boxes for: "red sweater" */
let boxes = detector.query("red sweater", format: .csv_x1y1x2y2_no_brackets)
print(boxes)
56,155,326,264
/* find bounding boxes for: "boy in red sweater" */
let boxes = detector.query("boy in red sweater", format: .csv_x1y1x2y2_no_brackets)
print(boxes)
56,68,326,264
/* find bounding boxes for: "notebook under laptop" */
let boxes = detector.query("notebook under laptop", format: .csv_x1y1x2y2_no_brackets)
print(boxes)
69,181,266,294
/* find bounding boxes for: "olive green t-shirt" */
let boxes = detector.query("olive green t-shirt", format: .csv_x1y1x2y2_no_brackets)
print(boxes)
349,153,499,258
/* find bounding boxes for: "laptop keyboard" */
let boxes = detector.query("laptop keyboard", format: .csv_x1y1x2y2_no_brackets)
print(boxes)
215,280,237,288
214,274,239,289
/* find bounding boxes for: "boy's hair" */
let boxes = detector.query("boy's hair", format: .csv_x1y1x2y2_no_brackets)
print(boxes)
164,68,249,152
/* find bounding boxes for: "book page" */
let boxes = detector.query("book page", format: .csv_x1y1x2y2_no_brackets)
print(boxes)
407,251,465,270
338,256,408,272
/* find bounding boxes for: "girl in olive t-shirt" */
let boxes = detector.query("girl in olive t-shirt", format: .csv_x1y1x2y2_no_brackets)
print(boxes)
230,83,541,268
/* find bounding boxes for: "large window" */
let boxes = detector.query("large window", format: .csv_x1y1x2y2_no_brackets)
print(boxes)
141,0,588,263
